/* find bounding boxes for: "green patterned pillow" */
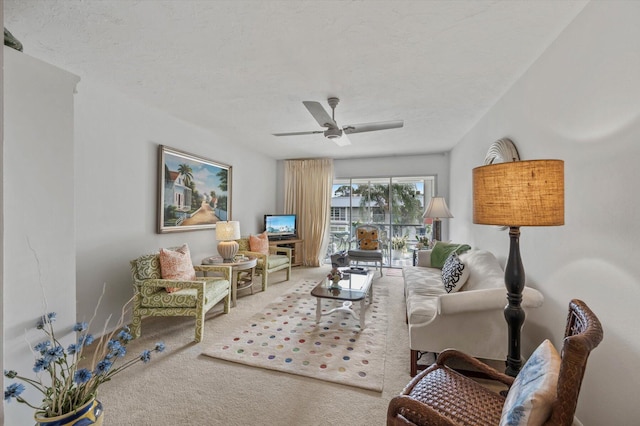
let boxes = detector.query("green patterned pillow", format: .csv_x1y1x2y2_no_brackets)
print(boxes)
135,253,161,280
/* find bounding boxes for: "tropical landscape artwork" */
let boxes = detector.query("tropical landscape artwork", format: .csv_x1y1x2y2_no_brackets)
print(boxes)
158,145,231,233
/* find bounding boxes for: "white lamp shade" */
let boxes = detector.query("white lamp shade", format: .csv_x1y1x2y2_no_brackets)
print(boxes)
216,221,240,241
423,197,453,219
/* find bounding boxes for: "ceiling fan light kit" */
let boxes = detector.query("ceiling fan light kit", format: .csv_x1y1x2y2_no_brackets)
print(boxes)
273,97,404,146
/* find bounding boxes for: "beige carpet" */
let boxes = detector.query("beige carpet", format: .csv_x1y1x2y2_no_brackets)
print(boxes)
96,267,414,425
202,278,388,391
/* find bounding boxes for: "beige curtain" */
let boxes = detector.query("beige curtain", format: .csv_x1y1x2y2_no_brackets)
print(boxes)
284,158,333,267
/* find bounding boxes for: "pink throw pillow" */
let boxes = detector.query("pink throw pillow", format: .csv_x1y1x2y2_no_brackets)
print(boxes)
159,244,196,293
249,232,270,255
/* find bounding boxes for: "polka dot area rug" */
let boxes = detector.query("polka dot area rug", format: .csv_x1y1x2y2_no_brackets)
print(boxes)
202,279,389,392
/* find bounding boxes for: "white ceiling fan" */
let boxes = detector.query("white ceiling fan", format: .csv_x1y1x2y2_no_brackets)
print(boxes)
272,97,404,146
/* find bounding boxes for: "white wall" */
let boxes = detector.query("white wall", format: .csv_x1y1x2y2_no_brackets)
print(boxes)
3,47,80,425
449,2,640,424
74,78,278,329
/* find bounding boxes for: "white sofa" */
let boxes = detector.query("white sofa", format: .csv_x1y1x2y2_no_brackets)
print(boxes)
403,248,544,376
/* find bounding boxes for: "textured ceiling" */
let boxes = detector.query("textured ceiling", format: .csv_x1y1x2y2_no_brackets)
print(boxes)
4,0,587,160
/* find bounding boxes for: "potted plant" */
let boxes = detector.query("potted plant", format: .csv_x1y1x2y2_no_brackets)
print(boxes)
391,235,409,259
4,303,165,425
416,235,430,249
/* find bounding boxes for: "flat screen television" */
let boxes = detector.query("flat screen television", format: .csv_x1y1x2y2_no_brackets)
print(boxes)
264,214,297,240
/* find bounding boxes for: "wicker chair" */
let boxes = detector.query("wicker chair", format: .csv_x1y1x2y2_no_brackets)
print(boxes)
387,299,603,426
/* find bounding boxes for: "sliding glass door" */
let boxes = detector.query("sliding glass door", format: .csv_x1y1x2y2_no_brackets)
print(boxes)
327,176,435,267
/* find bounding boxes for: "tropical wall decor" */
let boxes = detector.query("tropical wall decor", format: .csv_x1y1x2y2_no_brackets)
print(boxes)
157,145,231,233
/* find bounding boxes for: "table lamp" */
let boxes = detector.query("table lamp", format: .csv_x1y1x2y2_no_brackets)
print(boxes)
473,159,564,376
423,197,453,242
216,221,241,262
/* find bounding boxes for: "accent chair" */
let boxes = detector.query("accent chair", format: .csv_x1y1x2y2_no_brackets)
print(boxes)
348,225,384,276
130,251,232,343
387,299,603,426
236,237,292,290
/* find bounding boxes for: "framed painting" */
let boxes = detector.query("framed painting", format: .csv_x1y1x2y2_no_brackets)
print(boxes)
157,145,232,233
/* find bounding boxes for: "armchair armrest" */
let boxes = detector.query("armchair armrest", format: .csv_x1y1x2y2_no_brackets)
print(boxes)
438,286,544,315
237,250,267,262
415,250,433,267
195,265,232,281
436,349,515,387
270,246,292,260
136,278,208,291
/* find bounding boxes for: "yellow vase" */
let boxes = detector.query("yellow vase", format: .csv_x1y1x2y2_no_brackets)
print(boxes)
34,398,103,426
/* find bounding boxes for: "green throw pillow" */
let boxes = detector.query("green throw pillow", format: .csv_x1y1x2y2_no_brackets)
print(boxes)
430,241,471,269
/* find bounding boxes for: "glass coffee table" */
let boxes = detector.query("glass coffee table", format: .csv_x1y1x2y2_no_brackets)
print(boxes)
310,268,374,329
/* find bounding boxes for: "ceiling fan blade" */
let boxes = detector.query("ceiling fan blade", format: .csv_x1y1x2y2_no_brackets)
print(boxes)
272,130,324,136
333,132,351,147
303,101,337,128
342,120,404,134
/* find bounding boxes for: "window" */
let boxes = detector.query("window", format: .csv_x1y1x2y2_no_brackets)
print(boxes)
328,176,436,267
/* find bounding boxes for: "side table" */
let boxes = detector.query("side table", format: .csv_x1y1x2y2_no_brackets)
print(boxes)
202,255,257,307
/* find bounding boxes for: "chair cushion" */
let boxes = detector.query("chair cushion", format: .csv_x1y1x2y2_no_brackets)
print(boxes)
258,254,290,270
442,252,470,293
159,244,196,292
141,278,230,308
357,228,379,250
348,248,383,260
135,253,162,280
499,339,560,426
249,232,270,255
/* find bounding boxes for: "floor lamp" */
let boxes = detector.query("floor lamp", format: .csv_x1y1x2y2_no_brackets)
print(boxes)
472,160,564,376
423,197,453,242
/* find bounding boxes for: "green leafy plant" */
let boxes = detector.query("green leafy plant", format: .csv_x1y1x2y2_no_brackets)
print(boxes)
4,301,165,418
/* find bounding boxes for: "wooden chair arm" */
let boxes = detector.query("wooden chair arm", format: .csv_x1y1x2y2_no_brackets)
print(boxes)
436,349,515,387
270,246,292,259
194,265,232,281
237,250,267,261
387,395,458,426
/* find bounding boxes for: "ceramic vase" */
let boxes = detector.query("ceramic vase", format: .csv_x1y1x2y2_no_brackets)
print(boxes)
34,398,103,426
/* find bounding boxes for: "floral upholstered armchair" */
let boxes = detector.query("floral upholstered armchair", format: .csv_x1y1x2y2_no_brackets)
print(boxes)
130,247,232,343
236,236,292,290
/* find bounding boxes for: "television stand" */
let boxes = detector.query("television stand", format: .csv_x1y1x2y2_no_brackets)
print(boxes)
269,238,303,267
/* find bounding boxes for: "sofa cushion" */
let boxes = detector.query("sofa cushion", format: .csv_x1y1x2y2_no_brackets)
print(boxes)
458,249,505,291
431,242,472,268
442,252,470,293
500,339,560,426
159,244,196,292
